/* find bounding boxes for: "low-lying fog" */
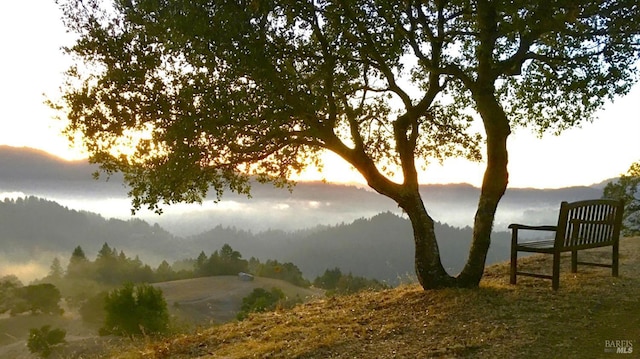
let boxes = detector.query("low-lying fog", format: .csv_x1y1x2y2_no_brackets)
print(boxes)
0,182,605,283
2,183,578,237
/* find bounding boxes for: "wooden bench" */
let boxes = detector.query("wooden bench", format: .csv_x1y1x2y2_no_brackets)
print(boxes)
508,199,624,290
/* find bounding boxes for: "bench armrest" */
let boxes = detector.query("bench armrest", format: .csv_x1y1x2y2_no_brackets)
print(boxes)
509,224,557,246
508,224,557,231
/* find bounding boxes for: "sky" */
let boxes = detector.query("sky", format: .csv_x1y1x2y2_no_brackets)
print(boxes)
1,1,639,189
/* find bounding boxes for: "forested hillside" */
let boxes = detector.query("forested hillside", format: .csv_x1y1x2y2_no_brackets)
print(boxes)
0,197,510,284
188,212,511,282
0,197,176,262
0,146,607,235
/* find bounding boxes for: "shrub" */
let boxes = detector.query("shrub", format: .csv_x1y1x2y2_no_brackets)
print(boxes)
101,283,169,336
27,325,66,358
10,284,63,316
237,287,285,320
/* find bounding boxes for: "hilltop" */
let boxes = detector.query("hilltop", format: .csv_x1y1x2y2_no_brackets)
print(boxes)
114,237,640,359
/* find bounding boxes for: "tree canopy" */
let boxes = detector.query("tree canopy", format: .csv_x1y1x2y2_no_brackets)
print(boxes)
604,161,640,235
55,0,640,289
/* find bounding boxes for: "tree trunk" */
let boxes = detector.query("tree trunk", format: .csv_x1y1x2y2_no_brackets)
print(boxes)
457,93,511,287
398,189,455,289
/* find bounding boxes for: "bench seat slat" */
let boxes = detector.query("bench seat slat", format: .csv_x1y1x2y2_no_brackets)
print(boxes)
515,240,555,252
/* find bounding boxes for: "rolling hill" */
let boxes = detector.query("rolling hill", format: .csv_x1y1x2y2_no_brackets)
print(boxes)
154,275,324,325
0,275,323,358
128,236,640,359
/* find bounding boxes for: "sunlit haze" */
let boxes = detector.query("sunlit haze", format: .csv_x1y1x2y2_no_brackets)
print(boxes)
1,1,639,189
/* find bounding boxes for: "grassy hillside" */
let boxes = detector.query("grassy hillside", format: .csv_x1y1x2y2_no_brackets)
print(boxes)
0,276,322,358
154,276,324,325
114,237,640,359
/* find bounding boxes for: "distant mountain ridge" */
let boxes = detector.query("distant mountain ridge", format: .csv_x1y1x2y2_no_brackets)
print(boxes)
0,145,125,196
0,196,508,285
0,146,611,235
0,145,614,190
0,146,94,181
0,146,615,284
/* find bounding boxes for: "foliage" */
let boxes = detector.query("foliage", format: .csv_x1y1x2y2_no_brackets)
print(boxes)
314,267,389,295
155,260,175,282
10,284,64,316
0,275,23,314
27,325,67,358
313,268,343,291
603,161,640,236
65,243,155,285
101,282,170,336
236,287,286,321
249,258,310,288
55,0,640,289
124,238,640,358
48,258,64,281
194,244,249,276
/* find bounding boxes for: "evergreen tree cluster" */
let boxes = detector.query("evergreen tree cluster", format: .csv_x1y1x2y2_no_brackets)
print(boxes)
59,243,191,286
248,259,310,288
193,244,248,277
190,244,311,287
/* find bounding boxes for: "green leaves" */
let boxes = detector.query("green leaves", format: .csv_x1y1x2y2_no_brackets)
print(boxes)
55,0,639,211
604,161,640,236
101,282,170,336
27,325,66,358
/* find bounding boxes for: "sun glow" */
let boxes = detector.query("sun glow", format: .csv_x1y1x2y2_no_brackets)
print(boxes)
1,2,639,189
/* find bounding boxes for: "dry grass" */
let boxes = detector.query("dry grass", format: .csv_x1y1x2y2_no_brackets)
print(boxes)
154,276,324,325
113,237,640,358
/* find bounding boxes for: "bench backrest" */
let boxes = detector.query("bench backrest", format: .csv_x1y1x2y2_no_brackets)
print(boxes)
555,199,624,249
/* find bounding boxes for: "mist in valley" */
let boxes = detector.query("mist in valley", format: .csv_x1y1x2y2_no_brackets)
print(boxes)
0,146,608,285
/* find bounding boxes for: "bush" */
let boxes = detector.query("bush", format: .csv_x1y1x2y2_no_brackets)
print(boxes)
27,325,66,358
237,287,285,320
10,284,63,316
101,283,169,336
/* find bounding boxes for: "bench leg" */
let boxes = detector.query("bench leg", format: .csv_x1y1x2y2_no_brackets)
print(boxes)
613,242,619,277
552,252,560,291
510,248,517,285
571,250,578,273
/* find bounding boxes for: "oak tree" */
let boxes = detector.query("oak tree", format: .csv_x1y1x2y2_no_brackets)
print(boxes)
55,0,640,289
604,161,640,235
